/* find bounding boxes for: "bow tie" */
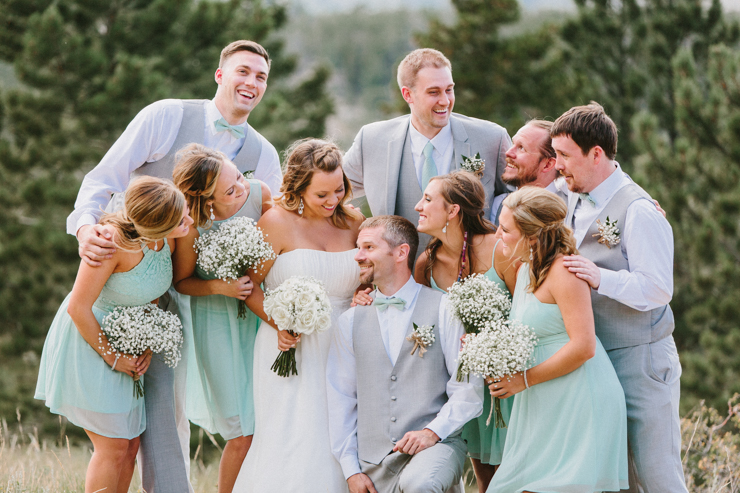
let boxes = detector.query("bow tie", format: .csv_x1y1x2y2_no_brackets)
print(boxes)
214,118,246,139
579,193,596,207
373,297,407,312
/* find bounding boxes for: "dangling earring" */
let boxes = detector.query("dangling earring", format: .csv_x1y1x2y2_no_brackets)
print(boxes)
298,198,304,215
442,221,448,234
153,240,158,251
529,245,534,261
209,204,215,221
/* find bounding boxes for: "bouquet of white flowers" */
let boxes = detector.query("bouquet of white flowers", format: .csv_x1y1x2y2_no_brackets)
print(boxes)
100,304,184,398
263,276,333,377
456,319,537,427
447,274,511,335
194,216,276,318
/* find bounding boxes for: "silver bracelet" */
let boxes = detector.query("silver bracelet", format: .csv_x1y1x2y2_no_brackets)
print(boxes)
111,353,121,372
524,368,529,389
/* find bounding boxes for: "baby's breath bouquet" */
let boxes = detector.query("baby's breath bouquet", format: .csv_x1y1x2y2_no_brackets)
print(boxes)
100,304,184,398
447,274,511,334
457,319,537,427
194,216,276,318
263,276,332,377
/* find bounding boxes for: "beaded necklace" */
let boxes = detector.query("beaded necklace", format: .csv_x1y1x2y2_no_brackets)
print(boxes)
456,231,469,282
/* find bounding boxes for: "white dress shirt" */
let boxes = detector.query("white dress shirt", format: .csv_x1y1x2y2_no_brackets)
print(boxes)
67,98,283,235
569,163,674,312
409,122,454,189
327,276,483,479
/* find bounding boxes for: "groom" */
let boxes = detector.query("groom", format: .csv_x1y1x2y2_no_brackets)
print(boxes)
327,215,483,493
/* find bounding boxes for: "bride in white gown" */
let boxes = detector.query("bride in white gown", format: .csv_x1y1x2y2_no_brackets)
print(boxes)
234,139,363,492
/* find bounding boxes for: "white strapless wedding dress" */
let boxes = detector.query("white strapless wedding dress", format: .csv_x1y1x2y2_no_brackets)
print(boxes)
233,249,360,493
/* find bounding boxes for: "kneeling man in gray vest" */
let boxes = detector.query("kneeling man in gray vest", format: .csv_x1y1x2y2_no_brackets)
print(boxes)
327,215,483,493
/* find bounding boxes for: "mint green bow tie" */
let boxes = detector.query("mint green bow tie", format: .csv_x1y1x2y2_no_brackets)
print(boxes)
214,118,246,139
579,193,596,207
373,297,407,311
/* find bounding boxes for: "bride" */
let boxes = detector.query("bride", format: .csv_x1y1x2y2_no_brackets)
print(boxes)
234,139,364,492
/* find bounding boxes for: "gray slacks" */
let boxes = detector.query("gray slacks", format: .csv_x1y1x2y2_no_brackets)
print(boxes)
607,336,688,493
360,436,466,493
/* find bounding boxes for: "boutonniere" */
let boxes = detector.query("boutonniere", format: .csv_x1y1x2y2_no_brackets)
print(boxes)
242,170,255,180
593,216,621,248
407,323,435,358
461,153,485,177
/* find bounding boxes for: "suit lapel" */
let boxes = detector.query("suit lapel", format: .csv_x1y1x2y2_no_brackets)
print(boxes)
450,116,471,171
384,118,410,215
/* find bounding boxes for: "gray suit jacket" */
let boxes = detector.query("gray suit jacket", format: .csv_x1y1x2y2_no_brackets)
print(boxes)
343,113,512,220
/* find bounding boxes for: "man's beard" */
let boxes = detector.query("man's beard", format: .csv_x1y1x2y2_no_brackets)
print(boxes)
502,159,540,188
358,264,374,284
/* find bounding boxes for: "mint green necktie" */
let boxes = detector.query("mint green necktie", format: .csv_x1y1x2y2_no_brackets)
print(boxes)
373,297,407,312
214,118,246,139
421,141,438,192
579,193,596,207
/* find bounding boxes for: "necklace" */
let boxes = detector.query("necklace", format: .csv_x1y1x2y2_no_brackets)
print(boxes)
456,231,468,282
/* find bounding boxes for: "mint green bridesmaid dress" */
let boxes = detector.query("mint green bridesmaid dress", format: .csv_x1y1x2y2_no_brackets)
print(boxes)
430,239,514,466
186,179,262,440
35,240,173,439
488,264,628,492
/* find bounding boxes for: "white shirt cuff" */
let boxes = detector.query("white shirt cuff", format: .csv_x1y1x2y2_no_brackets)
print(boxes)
424,418,452,441
597,268,619,298
75,214,99,237
340,455,362,480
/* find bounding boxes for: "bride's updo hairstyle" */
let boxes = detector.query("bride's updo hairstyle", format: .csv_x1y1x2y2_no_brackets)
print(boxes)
279,138,361,229
423,170,495,281
100,177,186,251
503,187,578,292
172,143,227,229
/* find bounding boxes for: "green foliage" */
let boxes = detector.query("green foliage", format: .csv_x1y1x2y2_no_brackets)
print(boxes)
632,44,740,412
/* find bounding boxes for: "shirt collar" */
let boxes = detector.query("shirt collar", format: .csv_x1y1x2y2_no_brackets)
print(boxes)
206,99,247,139
376,275,421,310
408,121,452,159
585,161,623,208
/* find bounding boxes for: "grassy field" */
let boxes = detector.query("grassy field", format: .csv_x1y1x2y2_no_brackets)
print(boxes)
2,397,739,493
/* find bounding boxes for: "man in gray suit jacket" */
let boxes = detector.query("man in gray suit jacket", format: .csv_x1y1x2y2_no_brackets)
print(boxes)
343,48,511,253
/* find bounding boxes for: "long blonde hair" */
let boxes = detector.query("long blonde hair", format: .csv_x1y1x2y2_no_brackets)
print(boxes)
503,187,578,291
279,138,361,229
172,143,227,229
100,177,186,251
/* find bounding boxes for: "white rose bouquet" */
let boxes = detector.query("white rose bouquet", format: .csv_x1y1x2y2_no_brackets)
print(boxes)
100,304,184,398
263,276,333,377
194,216,276,318
447,274,511,334
456,319,537,427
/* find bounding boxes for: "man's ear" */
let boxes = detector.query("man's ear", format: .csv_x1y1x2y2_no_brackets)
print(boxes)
591,146,605,166
401,87,413,105
215,68,223,85
396,243,411,264
541,156,557,173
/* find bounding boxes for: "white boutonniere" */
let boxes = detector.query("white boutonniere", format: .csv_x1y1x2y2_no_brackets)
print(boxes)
593,216,621,248
461,153,485,177
407,323,435,358
242,170,255,180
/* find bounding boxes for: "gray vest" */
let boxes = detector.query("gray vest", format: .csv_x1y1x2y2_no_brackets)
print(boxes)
576,184,675,350
353,287,448,465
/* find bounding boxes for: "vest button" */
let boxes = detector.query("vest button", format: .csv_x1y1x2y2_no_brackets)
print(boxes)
390,375,397,381
391,396,397,401
391,417,397,422
392,438,397,443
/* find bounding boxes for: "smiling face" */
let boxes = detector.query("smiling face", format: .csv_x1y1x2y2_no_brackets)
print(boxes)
403,66,455,138
301,168,346,218
415,179,456,235
503,125,550,188
552,135,598,194
497,206,528,260
214,51,269,123
207,160,247,211
355,227,396,285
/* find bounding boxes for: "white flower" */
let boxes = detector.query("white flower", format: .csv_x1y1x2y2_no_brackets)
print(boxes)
263,276,332,336
460,153,485,174
593,216,621,248
447,274,511,334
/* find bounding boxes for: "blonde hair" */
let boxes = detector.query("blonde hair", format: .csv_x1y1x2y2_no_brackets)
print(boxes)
172,143,227,229
100,177,186,251
279,138,361,230
396,48,452,91
503,187,578,292
219,40,271,69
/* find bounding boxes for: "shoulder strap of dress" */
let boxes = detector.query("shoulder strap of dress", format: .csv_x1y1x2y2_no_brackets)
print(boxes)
247,179,262,208
492,238,502,265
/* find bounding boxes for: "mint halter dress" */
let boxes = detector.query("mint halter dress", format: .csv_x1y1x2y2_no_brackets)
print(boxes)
488,264,628,492
186,179,262,440
35,240,173,439
430,239,514,466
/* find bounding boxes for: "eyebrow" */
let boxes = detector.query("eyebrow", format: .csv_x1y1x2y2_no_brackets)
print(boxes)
236,64,268,77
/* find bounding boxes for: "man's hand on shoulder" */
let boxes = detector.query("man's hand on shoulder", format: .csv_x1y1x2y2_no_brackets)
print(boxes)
562,254,601,289
393,428,440,455
347,473,377,493
77,224,117,267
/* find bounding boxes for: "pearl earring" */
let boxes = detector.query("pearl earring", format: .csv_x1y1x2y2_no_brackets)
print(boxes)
298,198,304,215
210,204,215,221
442,221,448,234
529,246,534,261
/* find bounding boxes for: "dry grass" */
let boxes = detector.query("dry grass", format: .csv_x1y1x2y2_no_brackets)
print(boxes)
2,397,740,492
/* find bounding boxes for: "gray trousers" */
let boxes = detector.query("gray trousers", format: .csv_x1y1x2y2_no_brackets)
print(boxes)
607,336,688,493
360,436,466,493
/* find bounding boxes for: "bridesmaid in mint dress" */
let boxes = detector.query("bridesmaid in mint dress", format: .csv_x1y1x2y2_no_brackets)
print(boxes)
35,177,192,493
353,170,518,492
487,187,628,492
171,144,272,493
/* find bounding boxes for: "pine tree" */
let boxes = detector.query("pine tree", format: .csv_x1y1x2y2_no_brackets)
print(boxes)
0,0,333,356
632,44,740,412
